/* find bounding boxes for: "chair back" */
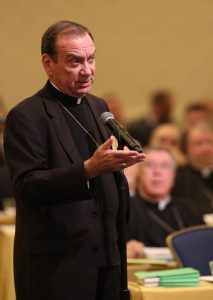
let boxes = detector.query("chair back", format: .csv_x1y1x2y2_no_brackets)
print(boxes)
166,225,213,275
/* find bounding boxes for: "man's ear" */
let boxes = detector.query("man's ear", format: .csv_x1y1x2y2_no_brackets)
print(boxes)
42,54,54,76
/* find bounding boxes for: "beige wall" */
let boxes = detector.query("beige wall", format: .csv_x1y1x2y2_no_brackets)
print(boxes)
1,0,213,123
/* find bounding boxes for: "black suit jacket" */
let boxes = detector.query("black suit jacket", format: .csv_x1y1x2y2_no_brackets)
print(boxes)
4,83,125,300
127,194,203,247
172,165,213,217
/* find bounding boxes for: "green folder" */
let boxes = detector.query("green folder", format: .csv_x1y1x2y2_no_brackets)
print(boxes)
135,267,200,287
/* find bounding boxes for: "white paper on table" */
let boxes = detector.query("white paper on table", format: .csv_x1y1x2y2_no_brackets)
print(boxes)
200,276,213,282
144,247,174,261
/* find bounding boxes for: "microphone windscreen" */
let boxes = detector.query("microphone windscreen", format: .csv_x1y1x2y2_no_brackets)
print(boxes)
100,112,114,125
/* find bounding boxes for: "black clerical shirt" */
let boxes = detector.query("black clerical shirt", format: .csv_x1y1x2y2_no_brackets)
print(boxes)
127,193,203,247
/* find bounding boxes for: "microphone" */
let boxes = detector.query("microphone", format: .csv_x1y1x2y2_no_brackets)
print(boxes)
100,112,143,153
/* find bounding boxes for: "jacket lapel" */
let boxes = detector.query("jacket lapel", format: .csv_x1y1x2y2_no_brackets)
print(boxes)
86,94,110,142
39,84,110,163
40,87,82,163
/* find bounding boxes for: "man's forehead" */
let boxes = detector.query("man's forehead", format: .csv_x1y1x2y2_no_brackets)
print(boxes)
56,33,94,48
189,129,213,139
144,151,174,164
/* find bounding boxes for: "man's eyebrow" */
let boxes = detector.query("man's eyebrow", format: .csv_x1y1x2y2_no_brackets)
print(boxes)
66,54,82,59
66,51,96,59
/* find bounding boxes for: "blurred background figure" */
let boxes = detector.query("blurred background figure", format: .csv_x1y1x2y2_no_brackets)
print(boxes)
126,147,203,258
183,102,209,131
172,122,213,219
103,92,125,125
200,97,213,124
149,123,188,166
181,102,210,152
0,97,7,150
127,90,174,147
0,97,14,211
124,163,140,197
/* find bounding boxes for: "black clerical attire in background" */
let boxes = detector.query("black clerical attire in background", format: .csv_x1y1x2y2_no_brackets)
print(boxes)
127,193,203,247
127,116,173,147
4,81,128,300
172,165,213,218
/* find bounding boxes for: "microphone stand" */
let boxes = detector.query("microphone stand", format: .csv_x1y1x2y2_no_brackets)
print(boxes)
115,168,130,300
101,114,143,299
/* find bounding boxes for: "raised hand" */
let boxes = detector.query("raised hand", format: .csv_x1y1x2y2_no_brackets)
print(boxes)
84,136,146,179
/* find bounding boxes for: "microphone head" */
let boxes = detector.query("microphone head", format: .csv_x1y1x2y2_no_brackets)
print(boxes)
100,112,114,125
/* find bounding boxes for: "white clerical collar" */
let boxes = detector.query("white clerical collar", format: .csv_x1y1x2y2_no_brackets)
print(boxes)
50,81,82,104
158,197,171,211
140,190,171,211
201,168,212,178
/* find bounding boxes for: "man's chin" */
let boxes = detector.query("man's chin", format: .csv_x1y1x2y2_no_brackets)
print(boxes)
75,87,92,97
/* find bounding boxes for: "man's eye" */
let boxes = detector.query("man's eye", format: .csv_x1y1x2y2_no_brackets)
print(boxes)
67,60,79,67
88,56,95,63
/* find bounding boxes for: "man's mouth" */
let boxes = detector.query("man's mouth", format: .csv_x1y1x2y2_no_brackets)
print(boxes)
77,80,91,86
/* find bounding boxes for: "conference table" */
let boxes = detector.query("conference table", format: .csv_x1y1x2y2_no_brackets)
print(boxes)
128,257,213,300
1,224,213,300
128,280,213,300
0,224,15,300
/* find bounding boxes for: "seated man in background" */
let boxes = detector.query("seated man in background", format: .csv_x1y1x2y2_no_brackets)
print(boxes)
172,122,213,219
181,102,210,152
126,147,203,258
127,90,174,147
149,123,188,167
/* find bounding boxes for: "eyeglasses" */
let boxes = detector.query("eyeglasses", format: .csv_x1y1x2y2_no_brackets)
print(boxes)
143,161,174,170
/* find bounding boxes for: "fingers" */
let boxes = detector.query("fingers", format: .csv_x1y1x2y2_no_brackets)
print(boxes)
120,152,146,167
85,137,146,178
98,136,114,151
123,146,129,152
127,240,144,258
98,138,146,169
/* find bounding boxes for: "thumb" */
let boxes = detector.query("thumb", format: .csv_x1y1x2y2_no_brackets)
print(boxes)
99,136,114,150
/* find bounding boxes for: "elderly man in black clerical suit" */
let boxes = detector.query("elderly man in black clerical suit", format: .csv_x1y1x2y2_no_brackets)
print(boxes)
3,21,145,300
126,147,203,258
172,122,213,219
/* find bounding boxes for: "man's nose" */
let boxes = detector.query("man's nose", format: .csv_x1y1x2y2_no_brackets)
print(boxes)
153,166,161,173
80,62,92,75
